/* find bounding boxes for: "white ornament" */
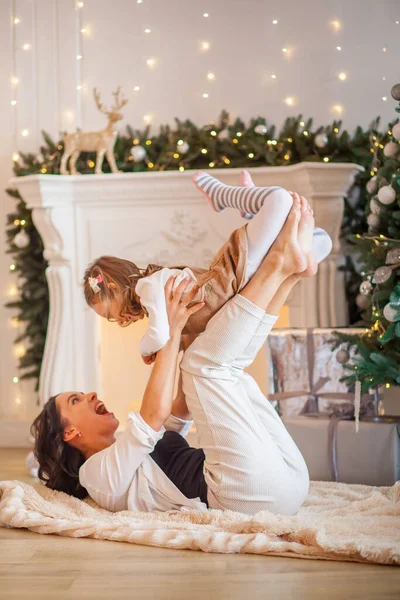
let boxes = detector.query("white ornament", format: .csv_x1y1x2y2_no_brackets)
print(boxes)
13,229,30,249
176,141,189,154
373,266,392,284
217,129,230,140
367,213,380,229
366,176,378,194
386,248,400,264
378,185,396,205
359,280,372,295
383,303,398,322
336,348,350,364
254,124,268,135
356,293,371,309
130,145,147,162
392,122,400,141
369,198,381,215
383,141,399,158
315,132,328,148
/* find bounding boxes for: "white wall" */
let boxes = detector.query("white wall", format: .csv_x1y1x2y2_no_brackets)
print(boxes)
1,0,400,429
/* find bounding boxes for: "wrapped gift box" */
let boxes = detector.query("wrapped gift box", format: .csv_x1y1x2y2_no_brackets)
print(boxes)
284,415,400,486
267,328,365,417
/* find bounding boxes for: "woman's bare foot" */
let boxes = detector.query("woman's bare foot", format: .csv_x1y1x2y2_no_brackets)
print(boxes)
295,193,318,277
266,193,308,276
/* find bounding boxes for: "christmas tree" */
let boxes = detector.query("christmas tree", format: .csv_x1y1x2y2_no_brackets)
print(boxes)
334,84,400,391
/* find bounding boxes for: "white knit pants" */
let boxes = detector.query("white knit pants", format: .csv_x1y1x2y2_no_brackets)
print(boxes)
181,294,309,516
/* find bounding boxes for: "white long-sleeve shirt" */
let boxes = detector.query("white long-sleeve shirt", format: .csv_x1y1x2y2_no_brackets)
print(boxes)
135,267,199,356
79,412,207,513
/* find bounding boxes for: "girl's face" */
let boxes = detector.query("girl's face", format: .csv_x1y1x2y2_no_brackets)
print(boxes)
92,296,144,326
56,391,119,458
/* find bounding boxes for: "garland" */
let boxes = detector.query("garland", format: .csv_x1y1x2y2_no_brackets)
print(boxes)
5,112,393,389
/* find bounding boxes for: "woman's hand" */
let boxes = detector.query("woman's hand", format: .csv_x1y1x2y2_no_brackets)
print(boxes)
164,276,204,338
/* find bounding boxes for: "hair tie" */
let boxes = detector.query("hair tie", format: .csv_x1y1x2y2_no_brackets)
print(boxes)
88,274,103,294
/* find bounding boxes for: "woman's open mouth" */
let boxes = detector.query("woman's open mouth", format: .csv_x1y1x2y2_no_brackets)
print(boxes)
94,401,113,416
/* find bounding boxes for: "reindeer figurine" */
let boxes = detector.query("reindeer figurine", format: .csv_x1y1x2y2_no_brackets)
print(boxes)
60,87,128,175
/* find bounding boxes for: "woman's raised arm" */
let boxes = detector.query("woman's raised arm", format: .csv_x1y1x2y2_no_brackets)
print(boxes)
139,276,204,431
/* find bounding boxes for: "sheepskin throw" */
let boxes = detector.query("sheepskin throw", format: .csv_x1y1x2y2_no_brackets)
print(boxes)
0,479,399,565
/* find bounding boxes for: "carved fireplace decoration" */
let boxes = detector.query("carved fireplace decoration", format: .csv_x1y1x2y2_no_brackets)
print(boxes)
12,163,362,408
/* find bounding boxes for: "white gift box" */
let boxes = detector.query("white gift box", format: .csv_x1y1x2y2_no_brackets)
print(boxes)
267,328,365,417
284,415,400,486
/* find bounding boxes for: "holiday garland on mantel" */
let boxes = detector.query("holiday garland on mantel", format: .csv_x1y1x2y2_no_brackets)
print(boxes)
5,111,396,390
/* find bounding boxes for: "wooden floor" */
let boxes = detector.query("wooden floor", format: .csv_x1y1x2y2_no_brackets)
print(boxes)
0,449,399,600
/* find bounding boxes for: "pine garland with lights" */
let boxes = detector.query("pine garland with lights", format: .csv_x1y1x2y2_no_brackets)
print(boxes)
332,84,400,392
6,112,393,389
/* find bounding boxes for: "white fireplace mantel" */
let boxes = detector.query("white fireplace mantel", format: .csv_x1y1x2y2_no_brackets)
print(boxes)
11,163,362,406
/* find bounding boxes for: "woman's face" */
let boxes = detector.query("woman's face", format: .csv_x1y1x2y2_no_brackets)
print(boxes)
56,391,119,456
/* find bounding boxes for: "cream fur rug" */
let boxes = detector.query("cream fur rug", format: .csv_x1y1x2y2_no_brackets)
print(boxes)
0,479,399,565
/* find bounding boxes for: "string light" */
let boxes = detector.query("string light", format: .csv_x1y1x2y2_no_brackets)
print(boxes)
13,17,21,25
271,74,277,79
202,93,209,98
143,115,152,124
331,104,344,115
207,72,215,80
338,72,347,81
137,0,143,3
77,85,82,90
11,76,19,86
13,345,26,359
179,166,185,172
87,160,95,168
284,97,294,106
333,127,339,133
146,58,156,68
22,43,31,51
300,121,305,127
145,140,152,145
282,48,288,53
303,130,309,136
209,162,215,167
210,130,217,136
11,100,17,106
14,219,20,226
21,129,29,137
272,19,278,24
9,264,16,272
201,148,208,154
284,153,290,160
329,19,342,32
248,153,254,158
77,54,83,60
323,157,329,162
382,76,387,81
236,132,242,137
148,162,154,168
144,28,151,34
203,13,209,18
382,47,387,52
233,138,238,144
382,96,387,101
201,41,210,51
386,383,391,388
10,317,20,328
336,46,342,51
223,157,230,165
15,398,21,405
12,152,19,162
77,1,84,7
20,219,26,226
173,153,179,158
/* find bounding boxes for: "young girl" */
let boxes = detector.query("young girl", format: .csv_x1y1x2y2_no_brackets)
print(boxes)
84,170,332,362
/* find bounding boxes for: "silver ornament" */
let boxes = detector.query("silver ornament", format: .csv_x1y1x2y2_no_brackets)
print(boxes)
254,124,268,135
356,293,371,309
366,176,378,194
359,280,372,295
383,141,399,158
369,198,382,215
383,303,398,322
386,248,400,264
392,122,400,141
367,213,380,229
13,229,30,249
373,266,392,284
378,185,396,205
315,132,328,148
177,141,189,154
391,83,400,101
217,129,230,140
336,348,350,364
130,145,147,162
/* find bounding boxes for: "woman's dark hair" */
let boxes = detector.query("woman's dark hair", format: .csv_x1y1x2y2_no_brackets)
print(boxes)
31,395,87,499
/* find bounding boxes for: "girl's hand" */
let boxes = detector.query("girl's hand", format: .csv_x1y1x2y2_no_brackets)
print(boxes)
142,353,157,365
164,276,205,338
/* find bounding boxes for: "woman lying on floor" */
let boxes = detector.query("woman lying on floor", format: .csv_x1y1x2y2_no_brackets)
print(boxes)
32,196,313,516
